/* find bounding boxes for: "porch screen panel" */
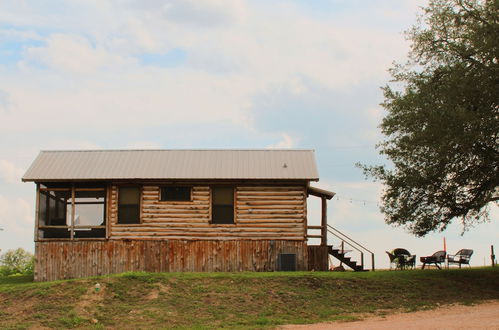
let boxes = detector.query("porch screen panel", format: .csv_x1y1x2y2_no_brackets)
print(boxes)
73,189,106,238
37,186,106,239
38,189,71,239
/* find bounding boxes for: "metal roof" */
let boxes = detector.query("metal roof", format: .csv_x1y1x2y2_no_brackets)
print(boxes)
22,149,319,182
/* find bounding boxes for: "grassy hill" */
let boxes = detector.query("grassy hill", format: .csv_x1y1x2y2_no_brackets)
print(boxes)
1,268,498,329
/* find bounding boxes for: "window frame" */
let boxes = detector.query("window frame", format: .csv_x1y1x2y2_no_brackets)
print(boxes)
72,188,107,238
210,186,236,225
159,186,192,203
36,184,107,240
116,185,142,225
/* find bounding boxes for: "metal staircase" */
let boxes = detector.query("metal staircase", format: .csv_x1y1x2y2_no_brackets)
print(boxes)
305,189,375,271
307,224,375,271
328,246,365,271
326,225,374,271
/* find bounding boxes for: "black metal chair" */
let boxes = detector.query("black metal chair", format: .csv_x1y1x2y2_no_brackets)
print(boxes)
447,249,473,268
420,250,446,269
404,254,416,269
386,248,416,270
386,251,397,270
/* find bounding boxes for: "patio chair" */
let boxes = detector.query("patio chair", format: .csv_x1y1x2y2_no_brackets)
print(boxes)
386,248,416,270
403,254,416,270
386,251,397,270
420,250,446,269
447,249,473,268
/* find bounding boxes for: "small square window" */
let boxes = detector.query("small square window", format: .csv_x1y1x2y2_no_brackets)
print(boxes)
160,186,191,201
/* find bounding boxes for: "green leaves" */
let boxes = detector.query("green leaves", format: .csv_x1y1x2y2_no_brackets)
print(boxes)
0,248,34,276
361,0,498,236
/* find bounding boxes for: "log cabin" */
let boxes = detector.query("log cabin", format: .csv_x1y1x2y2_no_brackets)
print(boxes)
23,149,343,281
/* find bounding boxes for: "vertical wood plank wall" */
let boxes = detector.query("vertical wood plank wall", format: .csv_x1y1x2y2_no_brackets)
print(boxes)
35,240,308,281
307,245,329,271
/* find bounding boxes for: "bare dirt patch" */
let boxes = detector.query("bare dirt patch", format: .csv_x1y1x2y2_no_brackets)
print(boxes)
74,282,106,320
145,282,169,300
280,300,499,329
2,294,38,321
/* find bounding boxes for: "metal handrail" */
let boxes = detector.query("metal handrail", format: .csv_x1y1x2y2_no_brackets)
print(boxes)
327,224,375,271
327,225,374,254
332,238,365,269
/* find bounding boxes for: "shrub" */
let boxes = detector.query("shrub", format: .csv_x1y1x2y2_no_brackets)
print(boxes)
0,248,34,276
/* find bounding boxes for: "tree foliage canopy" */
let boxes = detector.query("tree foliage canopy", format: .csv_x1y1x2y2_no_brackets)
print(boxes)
0,248,34,276
361,0,498,236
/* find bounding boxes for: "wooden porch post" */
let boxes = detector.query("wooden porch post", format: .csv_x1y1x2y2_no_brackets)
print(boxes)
34,183,40,242
321,196,327,246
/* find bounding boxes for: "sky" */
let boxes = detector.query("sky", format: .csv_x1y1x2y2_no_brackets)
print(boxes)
0,0,497,269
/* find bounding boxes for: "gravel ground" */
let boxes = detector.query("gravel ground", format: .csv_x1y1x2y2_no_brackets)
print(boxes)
281,300,499,330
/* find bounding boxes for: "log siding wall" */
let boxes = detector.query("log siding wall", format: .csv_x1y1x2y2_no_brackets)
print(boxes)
109,184,307,240
34,182,311,281
35,240,308,281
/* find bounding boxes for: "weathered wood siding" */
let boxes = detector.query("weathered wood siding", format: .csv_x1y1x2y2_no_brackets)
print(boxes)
307,245,329,271
35,240,308,281
236,186,306,240
109,185,307,240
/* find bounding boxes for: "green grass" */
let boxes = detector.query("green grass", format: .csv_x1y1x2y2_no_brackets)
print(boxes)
0,268,498,329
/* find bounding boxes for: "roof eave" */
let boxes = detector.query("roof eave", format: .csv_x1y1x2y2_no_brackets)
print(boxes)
24,177,318,182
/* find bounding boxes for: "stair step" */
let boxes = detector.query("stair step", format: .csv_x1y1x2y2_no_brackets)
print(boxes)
328,245,365,272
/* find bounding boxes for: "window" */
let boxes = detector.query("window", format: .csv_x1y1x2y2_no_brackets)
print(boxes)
211,187,234,224
37,185,106,239
73,189,106,238
38,188,71,238
118,186,141,224
160,186,191,201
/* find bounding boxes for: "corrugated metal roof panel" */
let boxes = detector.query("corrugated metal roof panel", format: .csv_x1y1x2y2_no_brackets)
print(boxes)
22,149,319,181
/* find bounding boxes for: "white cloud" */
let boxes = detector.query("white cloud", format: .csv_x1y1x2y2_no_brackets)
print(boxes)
0,28,43,41
0,160,25,184
25,34,135,74
323,181,384,228
0,90,10,112
362,106,385,142
0,0,416,142
0,68,253,134
126,141,164,149
0,196,34,253
266,133,295,149
366,106,383,126
134,0,247,27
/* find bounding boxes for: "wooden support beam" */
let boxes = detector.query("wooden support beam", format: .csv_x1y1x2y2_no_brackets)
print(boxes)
70,186,75,240
321,196,327,246
35,183,40,241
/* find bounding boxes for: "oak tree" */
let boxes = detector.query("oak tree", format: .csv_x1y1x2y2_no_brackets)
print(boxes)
361,0,498,236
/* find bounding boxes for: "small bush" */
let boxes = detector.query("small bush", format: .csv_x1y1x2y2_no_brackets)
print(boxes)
0,248,34,276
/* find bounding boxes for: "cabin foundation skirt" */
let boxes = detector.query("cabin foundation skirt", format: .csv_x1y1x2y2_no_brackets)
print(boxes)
34,240,308,281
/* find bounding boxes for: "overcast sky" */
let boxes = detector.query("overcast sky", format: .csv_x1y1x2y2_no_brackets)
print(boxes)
0,0,497,269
